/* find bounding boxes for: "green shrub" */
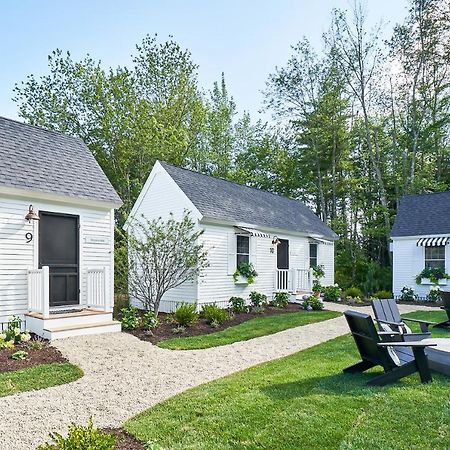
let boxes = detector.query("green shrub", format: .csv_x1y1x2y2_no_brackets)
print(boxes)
38,419,116,449
249,291,267,308
345,287,362,298
120,306,140,330
173,303,198,327
271,292,290,308
142,310,159,330
229,296,247,313
233,262,258,284
201,304,229,325
399,286,417,302
302,296,324,311
426,287,442,303
322,285,341,302
373,290,393,299
11,350,28,360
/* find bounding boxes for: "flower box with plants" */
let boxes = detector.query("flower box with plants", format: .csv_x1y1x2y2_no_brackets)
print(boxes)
233,262,258,285
415,267,449,286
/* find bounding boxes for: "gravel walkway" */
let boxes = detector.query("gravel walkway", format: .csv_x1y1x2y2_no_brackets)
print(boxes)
0,303,433,449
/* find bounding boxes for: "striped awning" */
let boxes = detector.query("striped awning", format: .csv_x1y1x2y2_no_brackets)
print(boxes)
234,226,271,238
309,237,333,246
416,237,450,247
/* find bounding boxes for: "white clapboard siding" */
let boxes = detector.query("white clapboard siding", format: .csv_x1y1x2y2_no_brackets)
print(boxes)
0,195,114,322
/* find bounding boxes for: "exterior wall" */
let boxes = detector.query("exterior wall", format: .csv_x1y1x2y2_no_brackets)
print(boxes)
197,222,335,304
0,194,114,323
126,163,200,311
392,237,450,299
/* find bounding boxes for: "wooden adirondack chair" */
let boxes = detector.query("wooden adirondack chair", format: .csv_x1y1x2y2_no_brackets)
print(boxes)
372,298,434,334
435,291,450,329
343,310,436,386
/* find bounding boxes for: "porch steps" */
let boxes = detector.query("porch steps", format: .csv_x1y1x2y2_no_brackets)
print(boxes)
43,320,121,340
25,309,122,340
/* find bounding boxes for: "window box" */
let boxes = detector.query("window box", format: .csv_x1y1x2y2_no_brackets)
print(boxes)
420,278,447,286
234,275,249,285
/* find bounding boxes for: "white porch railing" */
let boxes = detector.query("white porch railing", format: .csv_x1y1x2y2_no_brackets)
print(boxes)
27,266,50,318
275,268,312,293
87,267,111,312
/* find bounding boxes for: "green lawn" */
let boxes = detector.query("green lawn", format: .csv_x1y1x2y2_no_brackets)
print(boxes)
0,363,83,397
402,310,449,337
126,312,450,450
158,310,340,350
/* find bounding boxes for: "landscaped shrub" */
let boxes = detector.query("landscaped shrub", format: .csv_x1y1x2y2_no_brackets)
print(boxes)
271,292,290,308
249,291,267,308
345,287,362,299
373,290,393,299
0,316,30,348
322,285,341,302
120,306,140,330
173,303,198,327
142,310,159,330
11,350,28,360
302,296,324,311
233,262,258,284
38,419,116,450
201,304,229,326
229,296,247,313
426,287,442,303
399,286,417,302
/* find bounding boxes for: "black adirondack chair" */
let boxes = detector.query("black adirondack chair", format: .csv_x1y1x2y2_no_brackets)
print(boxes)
344,310,436,386
372,298,434,334
435,291,450,329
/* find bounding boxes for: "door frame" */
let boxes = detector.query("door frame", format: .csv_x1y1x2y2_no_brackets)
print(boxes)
277,238,290,270
38,211,80,307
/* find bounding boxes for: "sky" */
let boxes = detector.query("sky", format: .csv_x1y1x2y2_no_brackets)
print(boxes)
0,0,409,122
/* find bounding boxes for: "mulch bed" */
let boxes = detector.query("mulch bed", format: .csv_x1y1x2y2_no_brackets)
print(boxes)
326,300,443,308
129,303,309,345
104,428,145,450
0,341,67,373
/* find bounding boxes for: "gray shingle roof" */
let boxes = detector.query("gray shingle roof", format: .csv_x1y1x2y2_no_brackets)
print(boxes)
391,191,450,237
160,161,338,240
0,116,121,205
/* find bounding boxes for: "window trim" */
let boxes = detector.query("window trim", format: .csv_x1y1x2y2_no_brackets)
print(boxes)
236,234,250,267
309,242,318,269
424,245,446,270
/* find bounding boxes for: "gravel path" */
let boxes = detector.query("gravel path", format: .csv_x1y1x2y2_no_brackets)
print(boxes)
0,303,433,449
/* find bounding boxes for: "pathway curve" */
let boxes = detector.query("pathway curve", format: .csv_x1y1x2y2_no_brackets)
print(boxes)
0,303,433,449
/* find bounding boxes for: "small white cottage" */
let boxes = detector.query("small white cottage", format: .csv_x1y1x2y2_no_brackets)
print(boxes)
391,191,450,299
126,161,337,312
0,116,122,339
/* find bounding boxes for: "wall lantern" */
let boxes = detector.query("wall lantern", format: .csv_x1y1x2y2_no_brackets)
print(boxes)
25,205,40,222
270,236,281,253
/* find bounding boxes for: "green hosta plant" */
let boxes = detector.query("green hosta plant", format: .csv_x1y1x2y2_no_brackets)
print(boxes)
11,350,28,360
142,311,159,330
38,419,116,450
415,267,450,285
233,262,258,284
120,306,141,330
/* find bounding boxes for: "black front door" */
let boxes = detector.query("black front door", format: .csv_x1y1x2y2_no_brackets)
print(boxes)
277,239,289,269
39,212,79,307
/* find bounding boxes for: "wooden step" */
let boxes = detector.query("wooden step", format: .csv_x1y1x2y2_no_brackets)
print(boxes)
44,320,121,333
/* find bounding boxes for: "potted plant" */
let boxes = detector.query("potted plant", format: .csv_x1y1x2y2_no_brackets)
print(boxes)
415,267,450,286
233,262,258,285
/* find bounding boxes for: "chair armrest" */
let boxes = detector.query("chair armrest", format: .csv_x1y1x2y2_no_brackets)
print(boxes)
378,342,437,348
401,317,436,326
441,306,450,312
378,331,402,335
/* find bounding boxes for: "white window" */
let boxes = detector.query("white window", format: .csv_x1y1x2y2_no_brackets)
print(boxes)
425,246,445,270
309,243,318,268
236,235,250,266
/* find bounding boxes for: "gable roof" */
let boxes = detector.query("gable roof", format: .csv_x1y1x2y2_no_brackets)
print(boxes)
159,161,338,240
0,116,122,206
391,191,450,237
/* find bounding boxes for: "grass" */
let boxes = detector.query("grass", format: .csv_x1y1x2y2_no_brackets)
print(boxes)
126,311,450,449
158,310,340,350
0,363,83,397
402,310,449,337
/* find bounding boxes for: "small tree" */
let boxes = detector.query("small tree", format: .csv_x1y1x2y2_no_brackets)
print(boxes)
127,212,208,315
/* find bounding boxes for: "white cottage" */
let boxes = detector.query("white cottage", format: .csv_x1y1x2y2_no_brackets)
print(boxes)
391,191,450,299
0,116,122,339
126,161,337,312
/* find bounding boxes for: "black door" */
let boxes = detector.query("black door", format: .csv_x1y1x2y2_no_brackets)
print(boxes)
277,239,289,269
39,212,79,307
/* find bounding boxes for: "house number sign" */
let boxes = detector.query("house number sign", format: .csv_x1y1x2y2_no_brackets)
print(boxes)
25,232,33,243
85,235,110,245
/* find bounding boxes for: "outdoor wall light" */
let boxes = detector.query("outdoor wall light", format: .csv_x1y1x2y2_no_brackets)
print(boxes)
271,236,281,246
25,205,40,222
